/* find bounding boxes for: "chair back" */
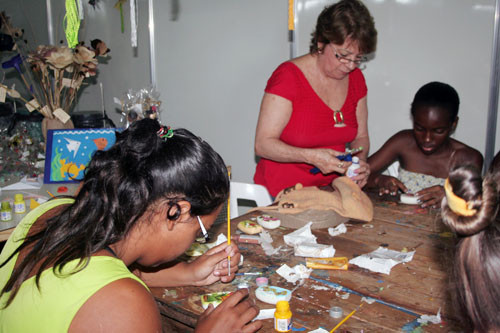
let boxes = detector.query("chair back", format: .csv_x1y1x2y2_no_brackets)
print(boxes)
229,182,272,219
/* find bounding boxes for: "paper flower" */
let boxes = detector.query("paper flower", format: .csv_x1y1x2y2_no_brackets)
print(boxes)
45,46,74,69
2,40,110,120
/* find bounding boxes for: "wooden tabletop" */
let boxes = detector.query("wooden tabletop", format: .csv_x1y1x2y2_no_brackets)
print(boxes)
151,193,461,332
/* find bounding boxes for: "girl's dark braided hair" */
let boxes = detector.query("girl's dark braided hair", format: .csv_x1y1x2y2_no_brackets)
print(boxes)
0,118,229,307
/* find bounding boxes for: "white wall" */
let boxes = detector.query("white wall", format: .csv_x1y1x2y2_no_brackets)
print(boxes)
153,0,289,181
4,0,499,182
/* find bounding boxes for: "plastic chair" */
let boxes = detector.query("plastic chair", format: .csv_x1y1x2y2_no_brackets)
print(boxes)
384,161,400,178
229,182,272,219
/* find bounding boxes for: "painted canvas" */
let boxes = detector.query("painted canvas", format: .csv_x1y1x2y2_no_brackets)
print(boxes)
44,128,118,183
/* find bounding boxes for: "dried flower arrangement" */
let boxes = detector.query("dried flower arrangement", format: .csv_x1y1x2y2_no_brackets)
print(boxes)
1,12,109,131
24,41,109,121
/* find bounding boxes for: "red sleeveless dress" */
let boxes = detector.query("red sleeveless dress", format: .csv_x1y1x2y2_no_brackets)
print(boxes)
254,62,367,196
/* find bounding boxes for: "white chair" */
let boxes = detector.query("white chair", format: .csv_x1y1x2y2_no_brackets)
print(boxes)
229,182,272,219
384,161,400,178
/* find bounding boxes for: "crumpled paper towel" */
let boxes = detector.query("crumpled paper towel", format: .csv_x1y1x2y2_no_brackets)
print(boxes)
283,222,317,246
276,264,312,284
294,242,335,258
349,247,415,275
328,223,347,237
259,229,281,256
308,328,329,333
418,308,441,325
283,222,335,258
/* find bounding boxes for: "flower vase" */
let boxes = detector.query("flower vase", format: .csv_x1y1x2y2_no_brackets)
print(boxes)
42,117,74,144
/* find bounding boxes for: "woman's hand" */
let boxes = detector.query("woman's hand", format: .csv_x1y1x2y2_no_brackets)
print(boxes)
189,242,240,286
310,148,350,174
195,289,262,333
375,175,408,196
350,158,370,188
416,185,445,209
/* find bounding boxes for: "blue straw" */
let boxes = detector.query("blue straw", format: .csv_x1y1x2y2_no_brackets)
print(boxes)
310,276,419,317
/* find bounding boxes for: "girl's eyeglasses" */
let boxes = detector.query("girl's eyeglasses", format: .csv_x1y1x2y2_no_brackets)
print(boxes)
197,216,209,240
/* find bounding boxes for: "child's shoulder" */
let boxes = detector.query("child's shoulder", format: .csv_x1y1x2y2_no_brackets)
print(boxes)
385,129,414,146
450,139,484,169
450,139,482,155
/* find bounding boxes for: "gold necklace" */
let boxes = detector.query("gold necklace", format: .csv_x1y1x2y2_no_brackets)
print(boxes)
333,110,346,127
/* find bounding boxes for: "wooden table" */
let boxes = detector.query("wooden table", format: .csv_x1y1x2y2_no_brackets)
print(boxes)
151,193,461,332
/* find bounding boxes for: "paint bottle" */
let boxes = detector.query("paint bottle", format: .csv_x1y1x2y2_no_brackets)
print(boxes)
1,201,12,222
274,300,292,332
13,194,26,214
346,156,360,179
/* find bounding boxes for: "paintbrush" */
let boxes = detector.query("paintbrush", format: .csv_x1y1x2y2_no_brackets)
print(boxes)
227,170,231,276
330,303,364,332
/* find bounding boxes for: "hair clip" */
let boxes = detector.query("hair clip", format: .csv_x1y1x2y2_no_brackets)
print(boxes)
157,126,174,140
444,178,477,216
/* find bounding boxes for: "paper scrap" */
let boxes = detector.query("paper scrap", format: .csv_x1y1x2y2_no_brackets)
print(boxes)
0,86,6,103
361,296,376,304
259,229,281,256
276,264,312,284
311,285,330,291
1,175,44,190
308,328,329,333
53,108,71,124
417,308,441,325
283,222,316,246
336,291,350,299
283,222,336,257
253,308,275,321
328,223,347,237
215,233,227,246
294,242,335,258
349,247,415,275
25,99,40,112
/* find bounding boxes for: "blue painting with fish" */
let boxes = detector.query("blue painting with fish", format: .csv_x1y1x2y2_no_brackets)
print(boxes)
44,128,119,183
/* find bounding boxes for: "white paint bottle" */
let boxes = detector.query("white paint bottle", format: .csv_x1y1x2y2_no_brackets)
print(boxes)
346,156,360,178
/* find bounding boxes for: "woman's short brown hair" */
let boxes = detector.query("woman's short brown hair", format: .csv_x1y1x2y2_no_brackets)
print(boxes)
309,0,377,55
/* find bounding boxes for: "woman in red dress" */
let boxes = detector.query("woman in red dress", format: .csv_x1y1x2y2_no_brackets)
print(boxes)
254,0,377,197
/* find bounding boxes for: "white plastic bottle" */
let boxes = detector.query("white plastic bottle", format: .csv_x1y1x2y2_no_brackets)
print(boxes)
346,156,360,178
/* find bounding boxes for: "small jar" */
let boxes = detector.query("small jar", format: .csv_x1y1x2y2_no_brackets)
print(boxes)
1,201,13,222
329,306,343,319
14,194,26,214
256,277,269,287
274,300,292,332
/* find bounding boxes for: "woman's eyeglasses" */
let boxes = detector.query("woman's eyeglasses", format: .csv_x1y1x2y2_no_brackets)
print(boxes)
331,45,367,68
197,216,209,240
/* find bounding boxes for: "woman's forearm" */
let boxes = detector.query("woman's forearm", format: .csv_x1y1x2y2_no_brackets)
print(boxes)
255,137,314,164
351,136,369,161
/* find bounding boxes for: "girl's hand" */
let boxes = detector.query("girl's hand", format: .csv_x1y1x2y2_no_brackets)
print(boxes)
375,175,408,196
349,159,370,188
195,289,262,333
310,148,350,174
189,242,240,286
416,185,445,209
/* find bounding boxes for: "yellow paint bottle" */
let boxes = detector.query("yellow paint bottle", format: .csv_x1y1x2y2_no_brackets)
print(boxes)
14,194,26,214
274,300,292,332
1,201,12,222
